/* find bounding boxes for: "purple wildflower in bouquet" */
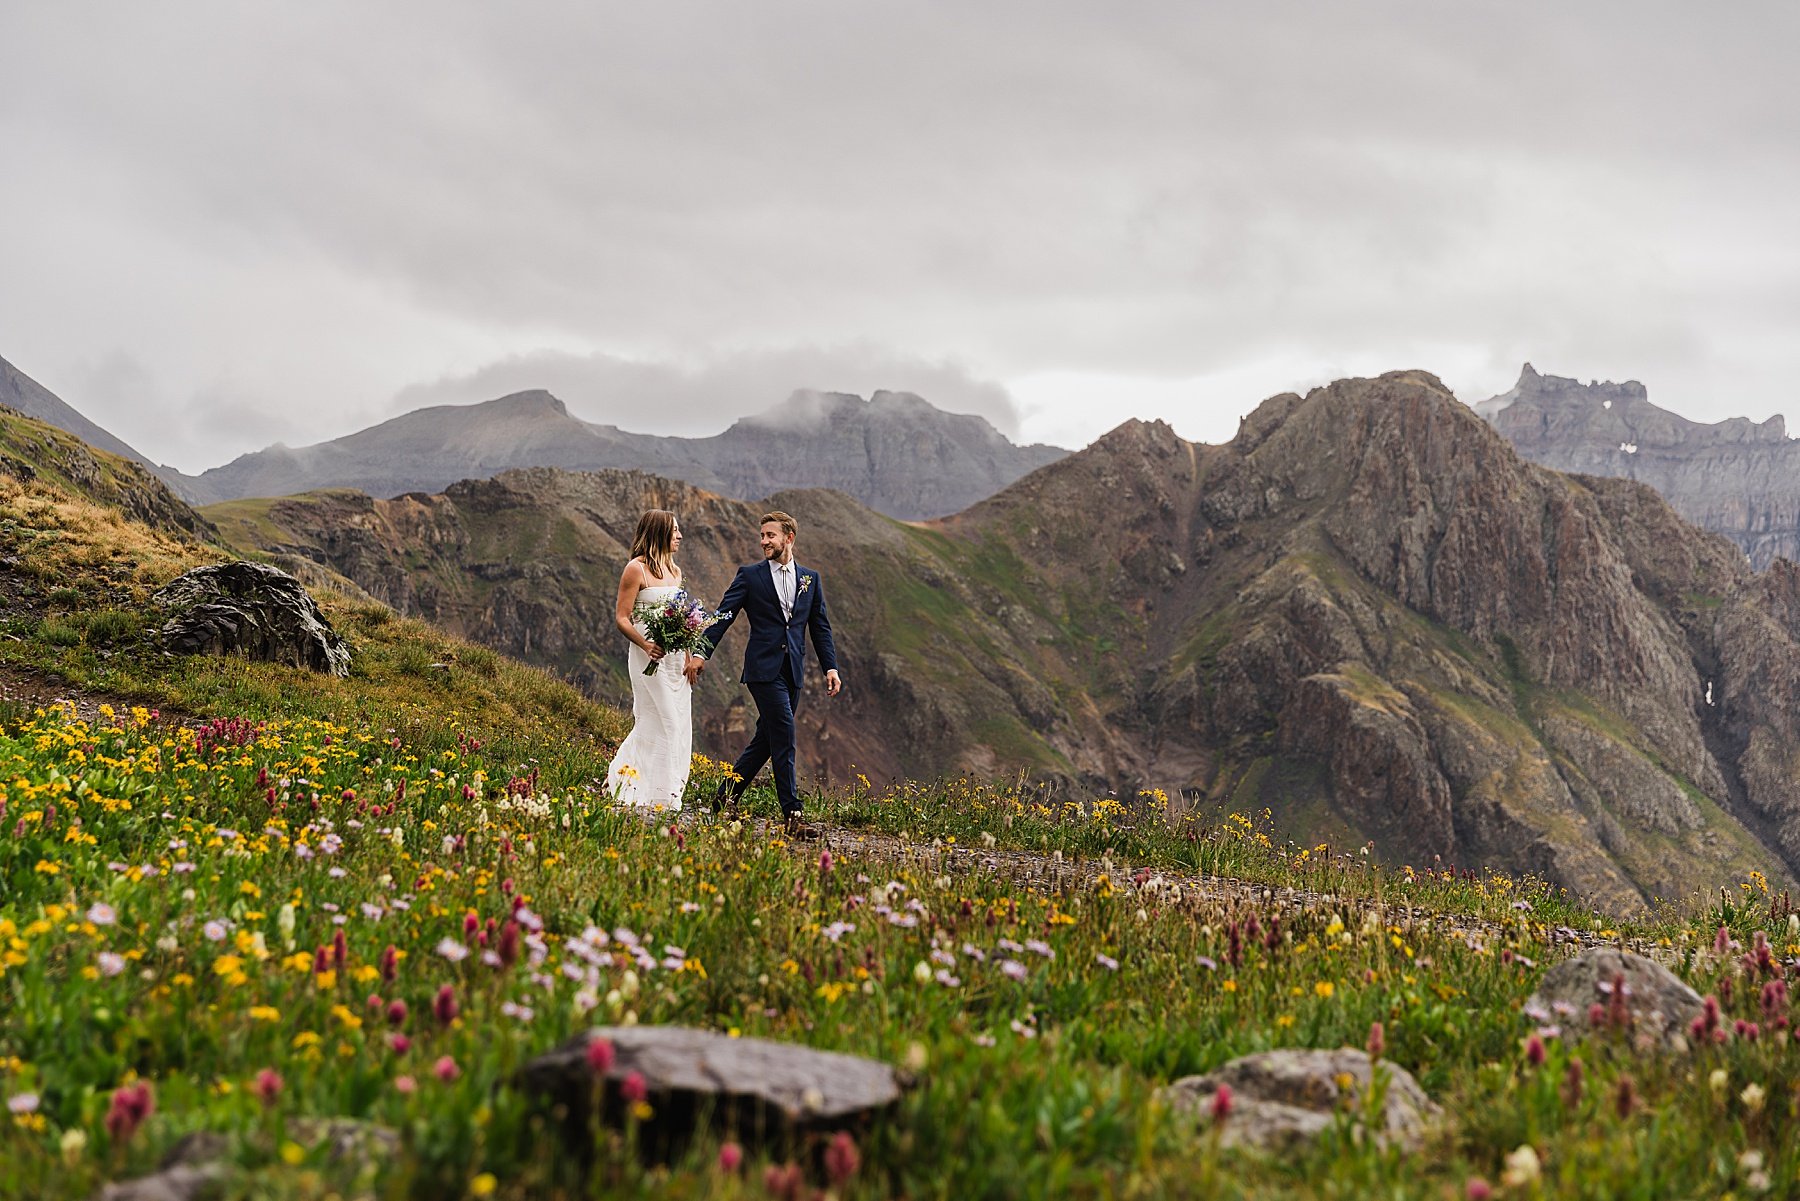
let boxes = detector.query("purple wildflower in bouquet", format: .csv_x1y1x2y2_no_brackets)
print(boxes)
632,589,720,675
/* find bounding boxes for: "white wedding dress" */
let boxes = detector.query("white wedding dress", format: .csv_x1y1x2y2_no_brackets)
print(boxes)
605,583,693,811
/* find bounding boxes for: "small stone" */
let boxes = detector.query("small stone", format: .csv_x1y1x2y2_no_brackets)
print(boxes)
1165,1048,1439,1151
1526,948,1703,1048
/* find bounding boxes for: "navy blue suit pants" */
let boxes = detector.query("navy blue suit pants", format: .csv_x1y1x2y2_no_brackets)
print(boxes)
731,671,804,815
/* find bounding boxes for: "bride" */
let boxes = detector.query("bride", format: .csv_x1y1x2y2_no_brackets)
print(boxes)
605,508,694,810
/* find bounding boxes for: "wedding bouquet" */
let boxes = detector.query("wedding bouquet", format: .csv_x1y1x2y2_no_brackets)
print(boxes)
632,589,721,675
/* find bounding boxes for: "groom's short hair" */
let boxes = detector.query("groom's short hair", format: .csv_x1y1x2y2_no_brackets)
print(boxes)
761,511,798,539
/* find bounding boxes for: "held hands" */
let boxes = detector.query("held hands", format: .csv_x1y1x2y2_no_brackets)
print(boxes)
825,668,842,698
684,655,707,686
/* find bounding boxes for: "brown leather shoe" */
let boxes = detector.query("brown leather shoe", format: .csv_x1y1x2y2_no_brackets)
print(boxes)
783,813,821,841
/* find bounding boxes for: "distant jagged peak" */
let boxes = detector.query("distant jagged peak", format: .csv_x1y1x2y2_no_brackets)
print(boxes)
1478,363,1788,447
737,387,1012,436
1473,362,1645,421
1512,362,1649,405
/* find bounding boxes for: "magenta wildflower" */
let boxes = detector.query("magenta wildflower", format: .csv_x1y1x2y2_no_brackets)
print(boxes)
1209,1083,1233,1126
104,1082,154,1143
824,1131,860,1186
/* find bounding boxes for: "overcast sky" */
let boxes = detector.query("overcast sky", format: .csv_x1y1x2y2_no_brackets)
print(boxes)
3,2,1797,473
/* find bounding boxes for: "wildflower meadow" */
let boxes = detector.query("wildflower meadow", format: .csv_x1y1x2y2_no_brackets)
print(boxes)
1,701,1796,1199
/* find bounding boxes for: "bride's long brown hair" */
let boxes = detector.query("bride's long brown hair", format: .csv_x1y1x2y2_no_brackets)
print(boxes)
630,509,678,580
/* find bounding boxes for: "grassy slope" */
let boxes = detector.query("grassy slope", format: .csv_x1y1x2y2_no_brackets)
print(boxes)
0,413,627,772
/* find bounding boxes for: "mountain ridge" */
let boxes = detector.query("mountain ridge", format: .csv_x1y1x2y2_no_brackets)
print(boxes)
1478,363,1800,568
183,386,1067,520
0,354,168,471
212,369,1800,913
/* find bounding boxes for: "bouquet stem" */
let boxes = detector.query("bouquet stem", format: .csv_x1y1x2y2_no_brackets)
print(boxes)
642,660,660,676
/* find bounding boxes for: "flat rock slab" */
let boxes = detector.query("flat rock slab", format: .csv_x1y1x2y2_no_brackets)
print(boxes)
153,561,350,676
517,1026,902,1153
1527,947,1703,1047
1166,1048,1439,1151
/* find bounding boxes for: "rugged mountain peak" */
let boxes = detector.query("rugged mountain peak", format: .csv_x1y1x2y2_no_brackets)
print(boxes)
1088,416,1185,454
1480,365,1800,567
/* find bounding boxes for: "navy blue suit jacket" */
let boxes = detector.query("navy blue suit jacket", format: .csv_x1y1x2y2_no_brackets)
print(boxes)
703,561,838,688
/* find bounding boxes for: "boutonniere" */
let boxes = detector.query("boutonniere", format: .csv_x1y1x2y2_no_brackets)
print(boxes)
797,573,813,596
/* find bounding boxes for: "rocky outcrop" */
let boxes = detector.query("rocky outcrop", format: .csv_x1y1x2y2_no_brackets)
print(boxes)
183,388,1064,520
1165,1048,1439,1150
1479,363,1800,570
153,562,350,676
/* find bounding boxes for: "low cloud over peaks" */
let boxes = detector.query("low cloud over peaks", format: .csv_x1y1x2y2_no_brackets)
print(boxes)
389,346,1024,439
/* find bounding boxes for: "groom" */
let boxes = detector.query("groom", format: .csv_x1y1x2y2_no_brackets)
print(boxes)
686,510,840,837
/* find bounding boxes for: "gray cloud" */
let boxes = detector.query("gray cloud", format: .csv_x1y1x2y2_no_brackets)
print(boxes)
390,346,1024,439
1,1,1797,473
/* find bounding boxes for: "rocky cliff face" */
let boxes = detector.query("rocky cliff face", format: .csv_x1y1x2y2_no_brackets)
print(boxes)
211,371,1800,914
1478,363,1800,569
184,389,1066,520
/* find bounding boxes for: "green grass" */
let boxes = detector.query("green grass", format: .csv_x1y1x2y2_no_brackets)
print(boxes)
1,706,1793,1200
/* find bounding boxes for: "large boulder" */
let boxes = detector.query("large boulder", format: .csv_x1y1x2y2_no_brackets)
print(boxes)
516,1026,903,1155
153,562,350,676
1165,1048,1439,1151
1526,947,1704,1047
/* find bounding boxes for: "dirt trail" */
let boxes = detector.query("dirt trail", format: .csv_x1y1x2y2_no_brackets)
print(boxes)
700,812,1661,960
0,663,197,728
